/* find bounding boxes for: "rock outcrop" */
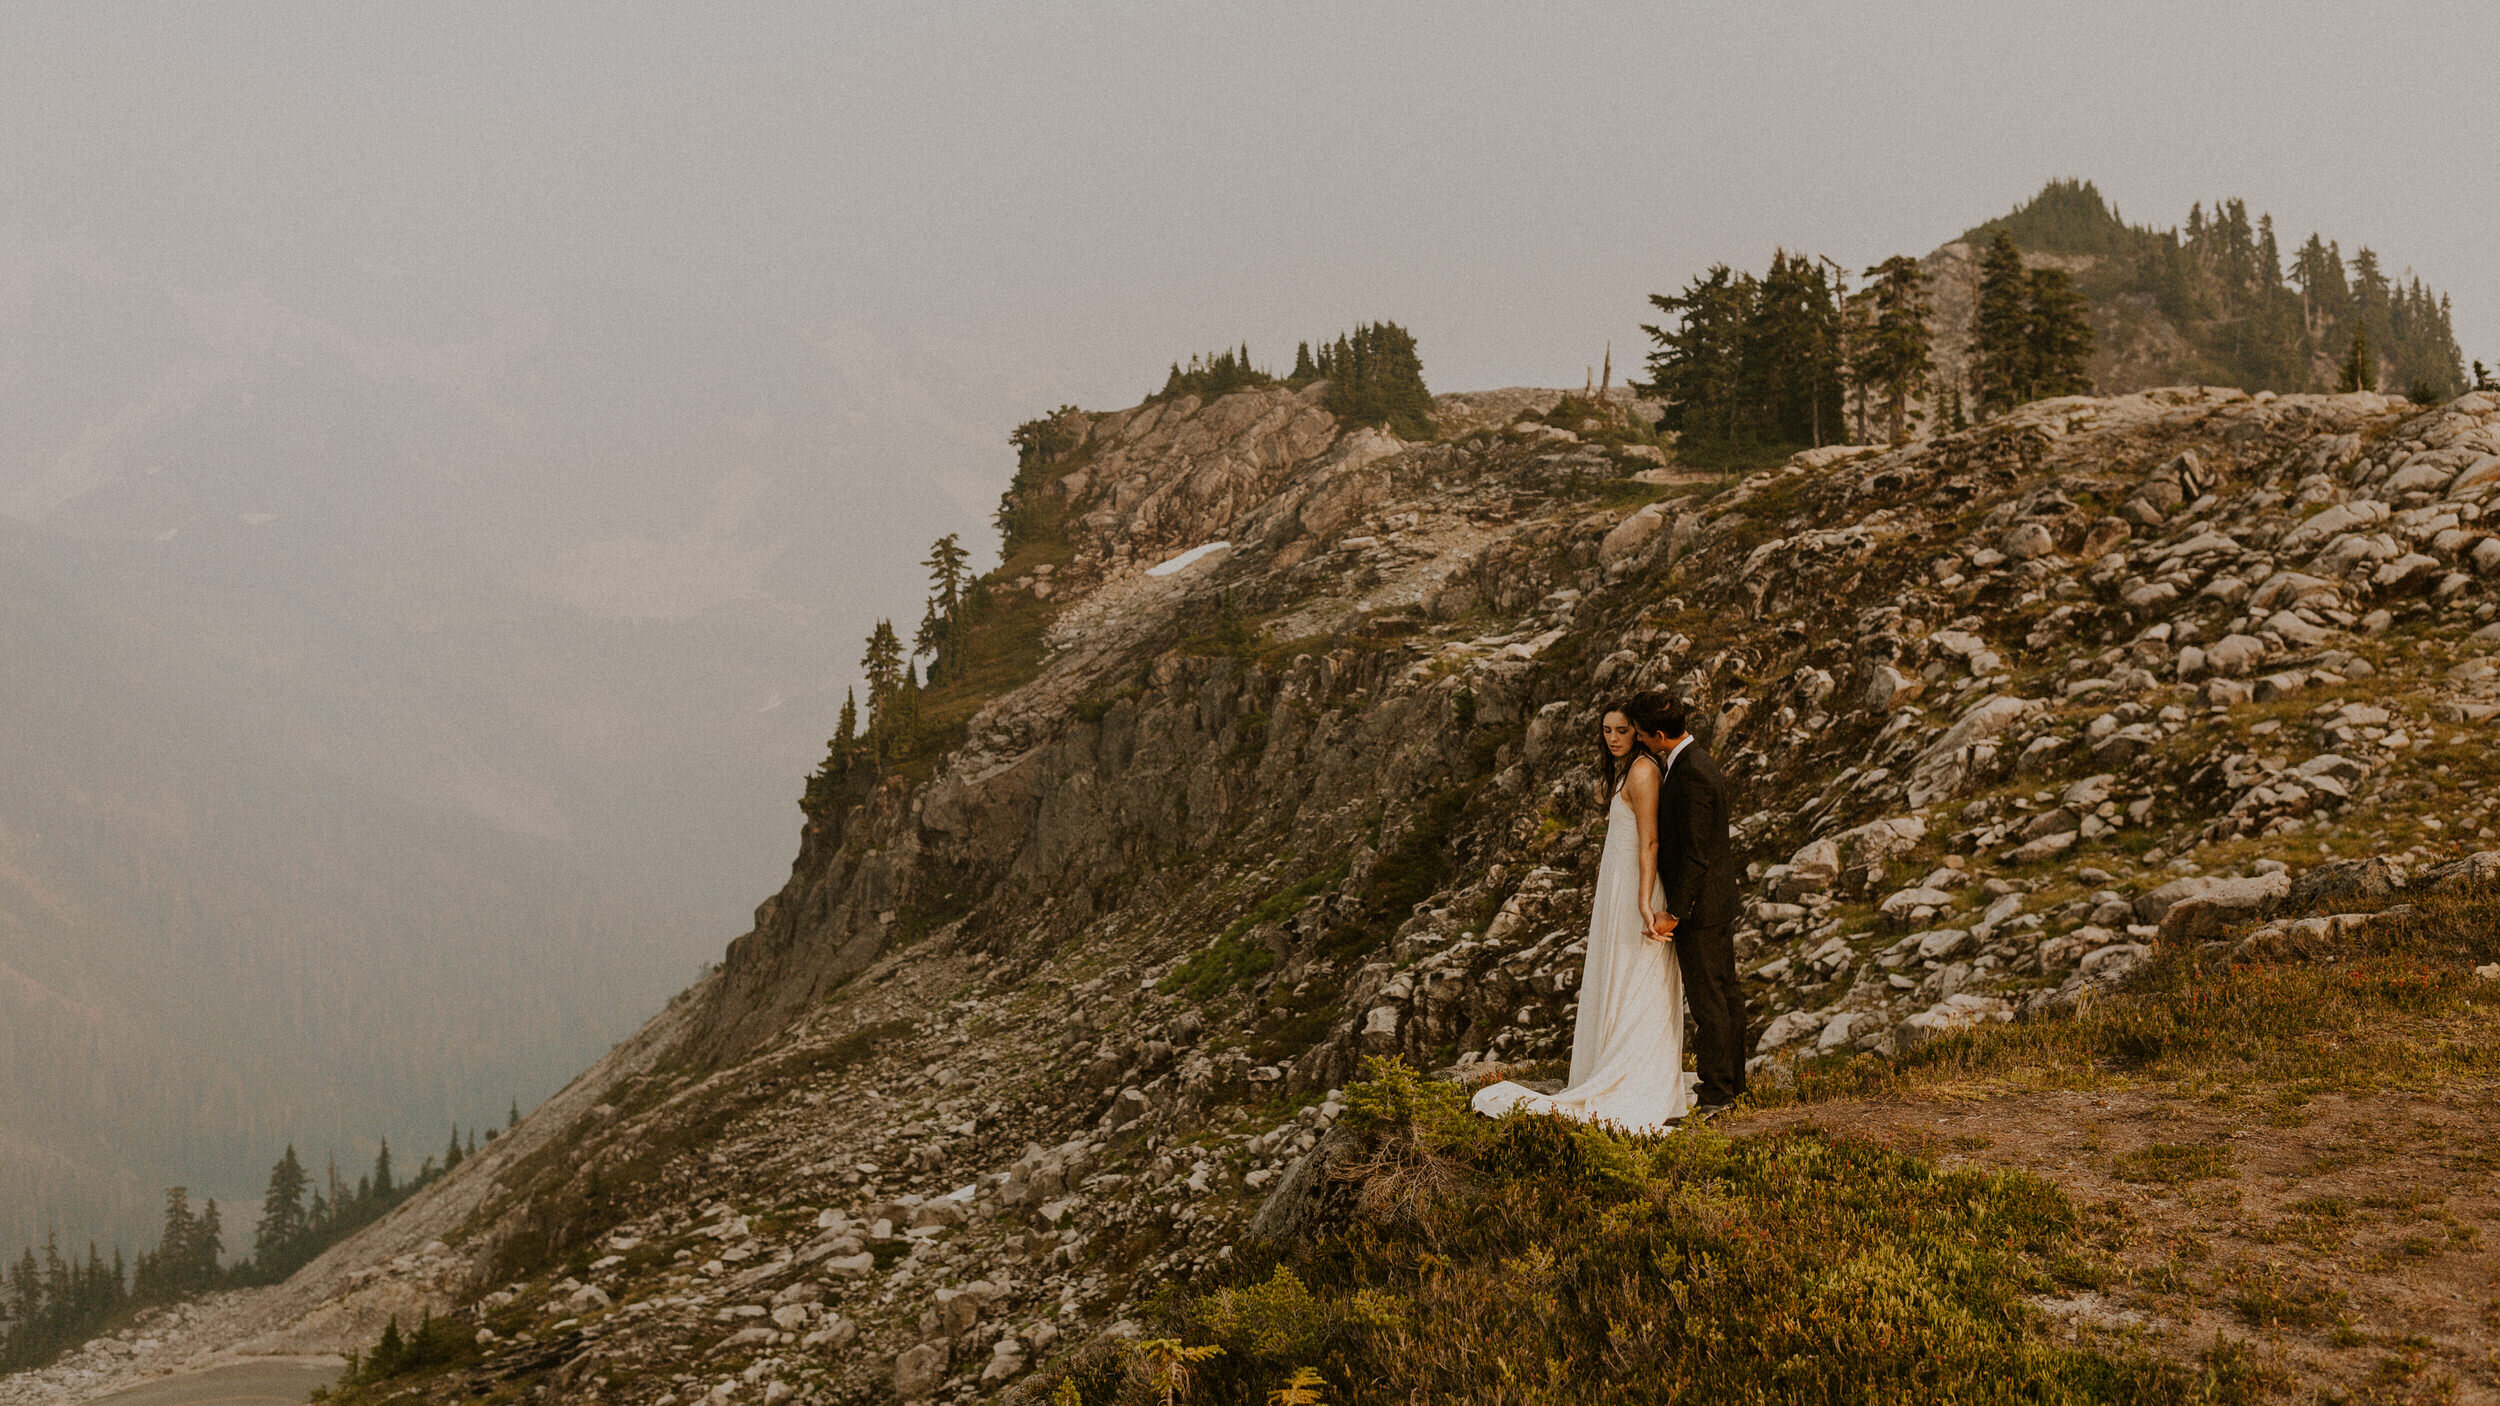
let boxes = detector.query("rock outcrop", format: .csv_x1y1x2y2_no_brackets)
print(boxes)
106,381,2500,1406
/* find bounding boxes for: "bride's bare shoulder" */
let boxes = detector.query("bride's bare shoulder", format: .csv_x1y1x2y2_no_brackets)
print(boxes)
1622,753,1662,796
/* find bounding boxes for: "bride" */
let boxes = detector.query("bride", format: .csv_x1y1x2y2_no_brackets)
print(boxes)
1471,703,1693,1132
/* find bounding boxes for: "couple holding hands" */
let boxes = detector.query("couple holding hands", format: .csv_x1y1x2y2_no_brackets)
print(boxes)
1472,692,1746,1132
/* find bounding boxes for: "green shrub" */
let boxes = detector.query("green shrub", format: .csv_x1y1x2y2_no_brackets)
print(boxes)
1166,931,1279,1004
1195,1265,1402,1364
346,1311,477,1390
1163,862,1352,1002
1142,1056,2228,1403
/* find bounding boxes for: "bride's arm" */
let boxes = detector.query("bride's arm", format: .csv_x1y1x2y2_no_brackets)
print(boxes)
1624,760,1666,941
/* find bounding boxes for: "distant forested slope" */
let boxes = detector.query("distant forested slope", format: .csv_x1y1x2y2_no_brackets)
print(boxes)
1940,178,2466,400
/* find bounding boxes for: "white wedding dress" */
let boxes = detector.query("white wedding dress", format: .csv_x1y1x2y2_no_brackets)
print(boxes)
1471,767,1694,1133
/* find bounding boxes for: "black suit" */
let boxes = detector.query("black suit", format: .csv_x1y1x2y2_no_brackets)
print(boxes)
1659,738,1746,1105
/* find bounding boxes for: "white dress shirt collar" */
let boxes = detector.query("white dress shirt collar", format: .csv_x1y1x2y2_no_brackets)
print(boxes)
1660,734,1694,774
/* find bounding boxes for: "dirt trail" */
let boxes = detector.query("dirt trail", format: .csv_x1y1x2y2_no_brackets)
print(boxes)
1731,1085,2500,1402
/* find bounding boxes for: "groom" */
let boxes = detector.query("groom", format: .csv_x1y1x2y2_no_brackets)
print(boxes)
1631,692,1746,1114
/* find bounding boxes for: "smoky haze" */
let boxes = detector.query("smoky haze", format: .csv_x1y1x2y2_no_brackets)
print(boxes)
1,2,2491,1252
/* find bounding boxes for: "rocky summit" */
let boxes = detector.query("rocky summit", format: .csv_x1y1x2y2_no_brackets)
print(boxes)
38,379,2500,1404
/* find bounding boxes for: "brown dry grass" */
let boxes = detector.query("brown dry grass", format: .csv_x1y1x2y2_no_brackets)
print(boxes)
1732,880,2500,1403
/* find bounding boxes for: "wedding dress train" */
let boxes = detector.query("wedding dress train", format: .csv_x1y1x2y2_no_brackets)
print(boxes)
1470,774,1694,1133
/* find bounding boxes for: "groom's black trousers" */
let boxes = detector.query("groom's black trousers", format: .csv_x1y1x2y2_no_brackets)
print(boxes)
1674,919,1748,1105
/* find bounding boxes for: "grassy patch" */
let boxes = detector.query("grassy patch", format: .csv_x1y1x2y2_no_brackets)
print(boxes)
1576,476,1680,512
2225,1260,2346,1330
2115,1142,2237,1184
1043,1058,2251,1405
1163,861,1352,1002
1167,931,1281,1004
1675,435,1817,475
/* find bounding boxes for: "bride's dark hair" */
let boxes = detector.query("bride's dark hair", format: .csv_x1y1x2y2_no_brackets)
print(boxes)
1594,702,1657,802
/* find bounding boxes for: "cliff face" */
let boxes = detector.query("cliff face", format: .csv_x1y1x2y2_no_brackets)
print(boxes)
693,382,1577,1066
70,378,2500,1403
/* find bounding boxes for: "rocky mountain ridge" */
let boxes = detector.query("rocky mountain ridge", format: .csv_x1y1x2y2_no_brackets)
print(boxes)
27,376,2500,1404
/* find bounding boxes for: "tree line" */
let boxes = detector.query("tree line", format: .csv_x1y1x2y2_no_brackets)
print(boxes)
2,1112,514,1372
1640,237,2091,459
802,532,978,818
1972,178,2466,400
1642,179,2477,459
1155,322,1434,439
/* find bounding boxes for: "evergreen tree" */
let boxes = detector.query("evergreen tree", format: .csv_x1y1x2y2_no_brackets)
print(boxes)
836,690,858,750
9,1246,37,1335
1836,274,1872,443
2339,321,2376,392
2290,234,2349,335
1311,322,1433,438
1289,340,1319,383
1642,264,1757,445
371,1141,394,1200
194,1200,222,1284
2351,247,2390,331
444,1125,464,1172
255,1146,309,1272
1742,250,1845,446
1006,405,1083,471
908,665,926,746
859,619,905,759
370,1316,406,1378
1855,255,1934,444
153,1187,198,1296
508,1099,521,1131
860,621,903,702
2024,266,2095,397
912,534,973,682
1972,232,2033,414
923,534,970,617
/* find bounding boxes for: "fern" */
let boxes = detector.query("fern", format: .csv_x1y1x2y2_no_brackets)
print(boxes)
1125,1337,1224,1406
1267,1366,1330,1405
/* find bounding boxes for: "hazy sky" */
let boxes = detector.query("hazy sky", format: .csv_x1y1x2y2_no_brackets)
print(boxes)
9,2,2494,428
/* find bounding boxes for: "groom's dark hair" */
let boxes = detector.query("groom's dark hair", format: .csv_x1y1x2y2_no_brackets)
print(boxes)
1625,691,1690,739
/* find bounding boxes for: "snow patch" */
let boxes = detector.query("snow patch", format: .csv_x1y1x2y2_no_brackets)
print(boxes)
1146,541,1230,577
